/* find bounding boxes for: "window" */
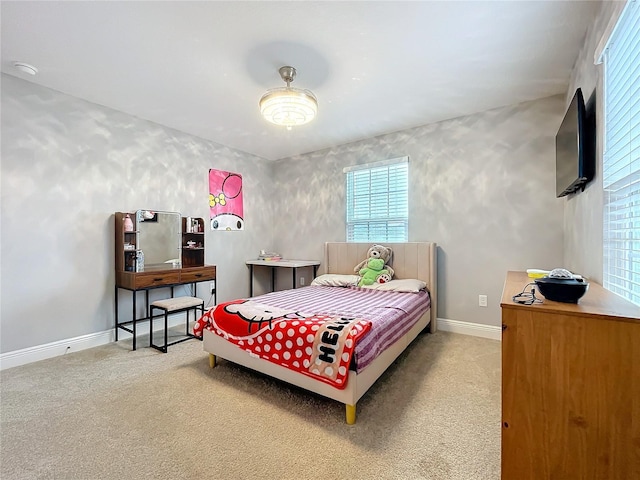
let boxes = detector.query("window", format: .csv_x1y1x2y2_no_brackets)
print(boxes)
601,0,640,306
344,156,408,242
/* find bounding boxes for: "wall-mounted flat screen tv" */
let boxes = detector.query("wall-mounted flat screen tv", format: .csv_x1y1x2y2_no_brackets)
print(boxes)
555,87,596,197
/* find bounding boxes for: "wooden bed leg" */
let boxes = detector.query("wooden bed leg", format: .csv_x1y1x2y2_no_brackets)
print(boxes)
346,404,356,425
209,353,217,368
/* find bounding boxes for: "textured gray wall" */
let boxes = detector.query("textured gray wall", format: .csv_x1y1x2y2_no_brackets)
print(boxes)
1,74,273,353
0,76,572,353
272,96,566,326
563,1,625,284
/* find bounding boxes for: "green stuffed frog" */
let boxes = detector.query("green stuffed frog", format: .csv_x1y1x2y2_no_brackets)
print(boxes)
358,258,389,287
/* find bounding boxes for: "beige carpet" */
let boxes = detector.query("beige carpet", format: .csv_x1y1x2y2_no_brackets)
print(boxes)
0,330,501,480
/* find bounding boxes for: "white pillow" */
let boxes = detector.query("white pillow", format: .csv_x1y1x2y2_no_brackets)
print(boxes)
361,278,427,293
311,274,360,287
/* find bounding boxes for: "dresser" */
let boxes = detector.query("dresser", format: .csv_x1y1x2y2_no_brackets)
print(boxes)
500,271,640,480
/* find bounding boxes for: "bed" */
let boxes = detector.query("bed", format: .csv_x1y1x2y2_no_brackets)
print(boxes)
199,241,437,424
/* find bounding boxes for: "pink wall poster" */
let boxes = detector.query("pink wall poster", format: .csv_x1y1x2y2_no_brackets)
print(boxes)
209,168,244,231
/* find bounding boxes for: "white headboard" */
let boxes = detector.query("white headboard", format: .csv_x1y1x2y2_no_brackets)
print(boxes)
323,242,437,329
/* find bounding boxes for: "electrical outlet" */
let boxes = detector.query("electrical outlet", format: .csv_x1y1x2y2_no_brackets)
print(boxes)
479,294,488,307
210,281,216,294
300,277,305,286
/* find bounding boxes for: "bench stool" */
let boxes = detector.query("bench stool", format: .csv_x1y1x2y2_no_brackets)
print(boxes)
149,296,204,353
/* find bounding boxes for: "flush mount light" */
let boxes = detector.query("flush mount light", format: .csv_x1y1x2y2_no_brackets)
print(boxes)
13,62,38,75
259,66,318,130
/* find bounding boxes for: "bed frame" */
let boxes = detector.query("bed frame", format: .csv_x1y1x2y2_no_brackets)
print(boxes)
202,241,437,424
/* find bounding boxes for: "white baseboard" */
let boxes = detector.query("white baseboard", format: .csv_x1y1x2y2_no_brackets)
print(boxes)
0,316,191,371
437,317,502,341
2,316,498,371
0,330,115,371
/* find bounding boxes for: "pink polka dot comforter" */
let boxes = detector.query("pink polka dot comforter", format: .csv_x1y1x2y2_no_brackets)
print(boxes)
194,299,372,389
194,285,431,389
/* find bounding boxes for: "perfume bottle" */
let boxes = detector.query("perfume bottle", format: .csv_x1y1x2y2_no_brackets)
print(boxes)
123,214,134,232
136,250,145,272
125,253,135,272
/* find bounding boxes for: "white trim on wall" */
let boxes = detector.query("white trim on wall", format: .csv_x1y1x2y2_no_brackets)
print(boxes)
437,317,502,341
342,155,409,173
0,330,114,370
594,0,629,64
1,316,501,370
0,316,194,370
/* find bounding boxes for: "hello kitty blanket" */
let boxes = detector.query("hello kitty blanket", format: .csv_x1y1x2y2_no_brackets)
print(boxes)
194,300,372,389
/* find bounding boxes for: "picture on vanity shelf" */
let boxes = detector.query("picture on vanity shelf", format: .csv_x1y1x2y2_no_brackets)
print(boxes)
209,168,244,231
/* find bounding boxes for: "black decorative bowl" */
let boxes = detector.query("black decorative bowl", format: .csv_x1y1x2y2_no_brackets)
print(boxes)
535,277,589,304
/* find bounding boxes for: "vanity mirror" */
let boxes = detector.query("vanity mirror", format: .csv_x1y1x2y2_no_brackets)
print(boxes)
114,210,216,351
135,210,181,269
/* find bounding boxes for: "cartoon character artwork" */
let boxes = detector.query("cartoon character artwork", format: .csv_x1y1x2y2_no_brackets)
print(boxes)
219,301,311,335
192,299,372,389
209,168,244,231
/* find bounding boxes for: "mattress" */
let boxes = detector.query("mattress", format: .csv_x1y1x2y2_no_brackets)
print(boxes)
250,285,430,372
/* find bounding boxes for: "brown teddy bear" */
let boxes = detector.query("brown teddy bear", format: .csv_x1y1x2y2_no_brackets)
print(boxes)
353,244,395,280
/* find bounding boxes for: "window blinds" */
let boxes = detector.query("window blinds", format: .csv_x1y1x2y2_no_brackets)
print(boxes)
345,157,408,242
602,0,640,306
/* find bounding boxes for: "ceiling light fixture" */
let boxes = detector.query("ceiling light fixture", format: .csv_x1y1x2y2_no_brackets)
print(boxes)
13,62,38,75
260,66,317,130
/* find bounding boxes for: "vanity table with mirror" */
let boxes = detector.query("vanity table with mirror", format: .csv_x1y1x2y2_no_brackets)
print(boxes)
114,210,216,350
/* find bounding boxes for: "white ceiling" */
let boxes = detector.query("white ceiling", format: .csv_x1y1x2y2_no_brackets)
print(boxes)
1,1,600,161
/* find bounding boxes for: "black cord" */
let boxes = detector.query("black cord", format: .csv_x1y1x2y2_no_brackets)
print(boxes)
512,282,543,305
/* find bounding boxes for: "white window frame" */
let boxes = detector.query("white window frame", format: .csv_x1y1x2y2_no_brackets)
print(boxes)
599,0,640,306
344,156,409,243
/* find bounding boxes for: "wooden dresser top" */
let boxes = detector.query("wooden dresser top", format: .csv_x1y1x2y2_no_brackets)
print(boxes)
501,271,640,322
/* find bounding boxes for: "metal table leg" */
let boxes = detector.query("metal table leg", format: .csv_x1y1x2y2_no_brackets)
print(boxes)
132,290,137,351
249,264,254,296
271,267,275,292
115,286,119,341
